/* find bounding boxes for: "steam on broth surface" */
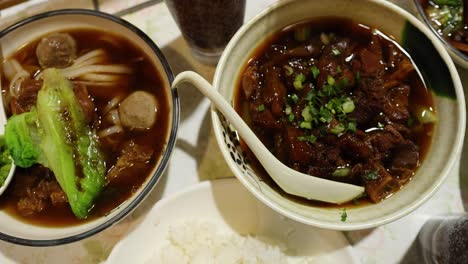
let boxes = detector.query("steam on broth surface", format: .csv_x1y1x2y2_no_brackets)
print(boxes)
235,18,436,206
0,29,170,226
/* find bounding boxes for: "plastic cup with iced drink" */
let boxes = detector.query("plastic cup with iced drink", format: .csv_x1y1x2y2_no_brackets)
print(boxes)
166,0,246,64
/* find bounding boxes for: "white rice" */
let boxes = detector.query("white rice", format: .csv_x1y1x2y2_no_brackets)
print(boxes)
146,219,317,264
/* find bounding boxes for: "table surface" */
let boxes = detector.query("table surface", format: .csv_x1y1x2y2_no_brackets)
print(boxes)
0,0,467,263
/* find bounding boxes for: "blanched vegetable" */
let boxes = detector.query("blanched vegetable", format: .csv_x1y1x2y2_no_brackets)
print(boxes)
5,69,106,219
4,110,44,168
0,136,12,187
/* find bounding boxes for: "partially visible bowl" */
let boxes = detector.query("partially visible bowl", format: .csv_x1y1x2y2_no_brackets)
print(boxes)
0,9,179,246
413,0,468,68
210,0,465,230
107,178,358,263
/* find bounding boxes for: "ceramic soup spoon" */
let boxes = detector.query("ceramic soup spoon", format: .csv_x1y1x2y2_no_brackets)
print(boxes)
172,71,365,204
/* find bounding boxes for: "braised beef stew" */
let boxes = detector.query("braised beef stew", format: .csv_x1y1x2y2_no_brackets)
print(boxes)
235,18,435,205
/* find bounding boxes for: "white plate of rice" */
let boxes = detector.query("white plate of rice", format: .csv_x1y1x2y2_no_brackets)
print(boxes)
106,178,358,264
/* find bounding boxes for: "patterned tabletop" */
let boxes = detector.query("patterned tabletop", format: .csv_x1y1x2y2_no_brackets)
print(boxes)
0,0,466,263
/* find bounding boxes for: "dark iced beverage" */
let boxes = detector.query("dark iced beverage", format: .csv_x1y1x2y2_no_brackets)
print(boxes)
166,0,246,64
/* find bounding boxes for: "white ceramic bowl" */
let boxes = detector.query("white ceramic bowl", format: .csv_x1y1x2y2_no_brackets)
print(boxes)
0,9,179,246
211,0,465,230
413,0,468,68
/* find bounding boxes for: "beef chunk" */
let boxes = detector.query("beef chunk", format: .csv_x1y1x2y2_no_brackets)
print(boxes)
10,79,42,115
339,132,373,161
284,127,315,164
73,83,95,123
242,64,260,98
17,195,46,217
106,140,154,184
384,58,415,89
9,78,96,123
282,41,322,58
14,166,67,217
262,66,286,116
362,163,395,202
316,37,355,89
390,141,420,170
382,84,410,122
358,35,385,76
250,105,281,129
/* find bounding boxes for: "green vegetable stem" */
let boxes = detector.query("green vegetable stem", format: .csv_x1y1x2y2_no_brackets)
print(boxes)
0,136,12,187
5,69,106,219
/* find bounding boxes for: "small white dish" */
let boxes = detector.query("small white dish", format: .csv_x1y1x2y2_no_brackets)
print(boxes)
106,178,357,263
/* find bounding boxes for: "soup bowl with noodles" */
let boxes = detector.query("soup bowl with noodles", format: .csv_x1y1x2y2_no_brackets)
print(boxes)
0,9,179,245
174,0,465,230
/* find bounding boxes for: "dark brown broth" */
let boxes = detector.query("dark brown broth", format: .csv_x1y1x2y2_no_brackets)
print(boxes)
234,18,435,207
0,29,170,226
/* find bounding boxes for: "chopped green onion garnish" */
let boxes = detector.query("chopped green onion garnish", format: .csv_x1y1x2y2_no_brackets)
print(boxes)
285,104,292,115
337,77,349,89
293,80,303,89
377,122,385,128
293,74,306,90
297,74,306,82
340,208,347,222
320,32,330,45
332,48,341,56
364,170,379,180
298,134,317,143
299,121,312,129
258,104,265,112
416,107,437,124
342,98,355,113
310,107,319,116
332,167,350,177
283,65,294,76
347,121,357,132
288,114,295,122
327,75,335,86
290,93,299,104
355,71,361,81
319,107,333,123
336,65,342,73
301,106,313,122
322,84,336,97
330,123,345,134
311,65,320,79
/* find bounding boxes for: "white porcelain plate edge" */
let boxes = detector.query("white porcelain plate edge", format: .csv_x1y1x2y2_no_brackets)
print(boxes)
106,178,358,264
